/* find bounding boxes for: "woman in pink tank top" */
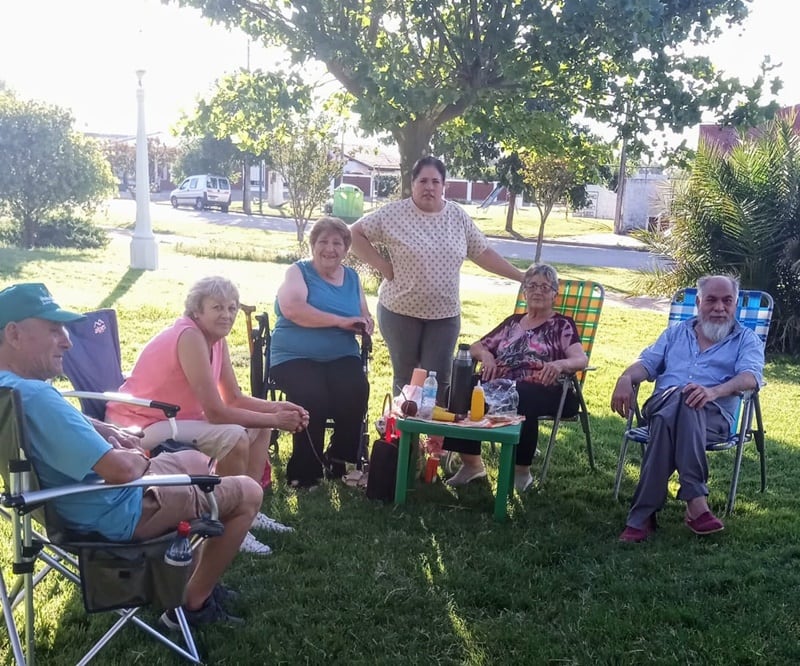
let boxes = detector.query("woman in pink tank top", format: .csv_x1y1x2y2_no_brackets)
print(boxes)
107,276,310,555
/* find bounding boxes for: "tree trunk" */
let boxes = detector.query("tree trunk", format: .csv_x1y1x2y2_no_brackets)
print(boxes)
242,157,252,216
504,190,516,233
613,140,627,234
22,214,35,249
534,206,551,263
393,120,436,198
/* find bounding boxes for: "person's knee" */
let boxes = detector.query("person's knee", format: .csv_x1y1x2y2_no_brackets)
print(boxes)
226,433,251,460
176,449,212,474
217,475,262,521
239,476,263,514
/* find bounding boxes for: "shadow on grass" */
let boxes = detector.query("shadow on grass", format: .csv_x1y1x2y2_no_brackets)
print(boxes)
764,355,800,383
96,268,146,309
12,409,800,663
0,246,96,279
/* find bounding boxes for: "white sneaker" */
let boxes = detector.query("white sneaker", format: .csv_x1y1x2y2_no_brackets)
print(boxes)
251,512,294,533
239,531,272,555
514,471,534,493
445,464,487,487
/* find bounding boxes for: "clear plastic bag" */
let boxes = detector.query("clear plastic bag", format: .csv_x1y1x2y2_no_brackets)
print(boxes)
482,379,519,417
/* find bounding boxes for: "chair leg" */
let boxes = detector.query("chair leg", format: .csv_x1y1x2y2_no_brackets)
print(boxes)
76,607,202,666
0,571,26,666
538,382,570,486
725,400,755,516
574,382,595,470
12,509,37,664
754,395,767,493
613,435,633,500
441,451,459,477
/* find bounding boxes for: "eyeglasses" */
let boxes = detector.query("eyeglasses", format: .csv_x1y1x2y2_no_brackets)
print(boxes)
524,283,556,293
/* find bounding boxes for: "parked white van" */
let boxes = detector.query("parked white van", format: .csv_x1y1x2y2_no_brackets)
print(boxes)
170,175,231,212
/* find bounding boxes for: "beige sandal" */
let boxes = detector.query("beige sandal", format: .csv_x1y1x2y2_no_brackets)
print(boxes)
342,470,366,488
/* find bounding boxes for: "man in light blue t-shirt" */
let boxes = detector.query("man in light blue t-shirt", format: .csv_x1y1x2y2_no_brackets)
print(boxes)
0,282,262,628
610,275,764,543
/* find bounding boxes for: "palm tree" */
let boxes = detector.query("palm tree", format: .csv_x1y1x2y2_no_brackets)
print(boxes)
639,117,800,353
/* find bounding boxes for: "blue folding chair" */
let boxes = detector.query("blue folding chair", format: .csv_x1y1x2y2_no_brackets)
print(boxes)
61,309,125,421
612,288,773,515
61,309,183,448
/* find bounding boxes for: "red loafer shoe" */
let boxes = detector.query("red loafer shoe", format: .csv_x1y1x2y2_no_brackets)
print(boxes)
685,511,724,535
619,515,657,543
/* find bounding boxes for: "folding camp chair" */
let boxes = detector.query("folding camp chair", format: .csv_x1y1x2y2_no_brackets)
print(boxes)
242,307,373,468
60,308,188,455
612,288,773,515
443,279,604,486
0,387,224,665
61,309,125,420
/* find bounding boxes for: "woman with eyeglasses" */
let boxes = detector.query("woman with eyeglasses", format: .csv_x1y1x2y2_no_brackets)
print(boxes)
443,263,588,492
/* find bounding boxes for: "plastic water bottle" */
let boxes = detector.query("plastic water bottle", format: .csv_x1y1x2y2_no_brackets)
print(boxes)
448,344,474,416
419,371,438,419
164,520,193,567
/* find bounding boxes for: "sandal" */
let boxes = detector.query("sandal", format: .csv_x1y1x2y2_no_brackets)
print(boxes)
342,470,364,488
342,470,370,489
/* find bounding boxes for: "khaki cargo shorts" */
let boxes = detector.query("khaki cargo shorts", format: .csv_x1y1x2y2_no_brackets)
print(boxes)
132,449,255,540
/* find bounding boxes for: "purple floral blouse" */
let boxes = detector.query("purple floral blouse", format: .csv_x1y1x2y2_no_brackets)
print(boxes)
478,313,580,383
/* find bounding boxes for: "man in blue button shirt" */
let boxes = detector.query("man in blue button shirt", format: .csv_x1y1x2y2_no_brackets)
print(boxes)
611,275,764,543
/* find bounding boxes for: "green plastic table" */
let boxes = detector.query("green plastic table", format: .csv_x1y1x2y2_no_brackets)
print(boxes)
394,418,522,522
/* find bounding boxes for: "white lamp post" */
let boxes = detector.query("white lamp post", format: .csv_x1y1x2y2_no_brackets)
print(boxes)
130,69,158,270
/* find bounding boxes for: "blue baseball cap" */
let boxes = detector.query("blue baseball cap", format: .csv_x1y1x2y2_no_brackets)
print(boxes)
0,283,85,329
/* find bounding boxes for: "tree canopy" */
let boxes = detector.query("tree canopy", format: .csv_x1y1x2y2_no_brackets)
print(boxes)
174,0,777,194
270,116,345,242
0,89,114,248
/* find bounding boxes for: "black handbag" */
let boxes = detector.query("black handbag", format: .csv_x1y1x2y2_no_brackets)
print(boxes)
366,399,399,502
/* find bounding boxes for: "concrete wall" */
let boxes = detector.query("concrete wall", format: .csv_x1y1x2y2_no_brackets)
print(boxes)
621,172,668,232
573,184,616,220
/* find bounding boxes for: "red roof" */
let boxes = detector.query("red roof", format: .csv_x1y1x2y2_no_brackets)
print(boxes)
699,104,800,153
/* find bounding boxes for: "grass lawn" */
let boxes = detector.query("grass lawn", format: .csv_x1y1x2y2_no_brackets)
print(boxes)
1,226,799,664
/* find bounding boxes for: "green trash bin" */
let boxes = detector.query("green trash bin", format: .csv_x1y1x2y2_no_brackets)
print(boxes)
332,184,364,223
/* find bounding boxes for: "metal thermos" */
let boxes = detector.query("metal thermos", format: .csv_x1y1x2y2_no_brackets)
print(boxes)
448,343,474,416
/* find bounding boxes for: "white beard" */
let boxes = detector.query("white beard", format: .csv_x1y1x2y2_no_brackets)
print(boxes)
698,318,734,343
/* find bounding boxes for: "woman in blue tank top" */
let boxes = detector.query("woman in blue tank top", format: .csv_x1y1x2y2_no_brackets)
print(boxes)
271,217,373,488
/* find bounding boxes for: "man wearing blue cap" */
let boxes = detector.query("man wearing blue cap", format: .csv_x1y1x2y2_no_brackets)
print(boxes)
0,283,259,628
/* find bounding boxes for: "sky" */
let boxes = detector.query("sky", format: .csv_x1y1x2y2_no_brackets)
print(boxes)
0,0,797,147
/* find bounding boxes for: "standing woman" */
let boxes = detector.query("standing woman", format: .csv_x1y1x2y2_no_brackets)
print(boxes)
271,217,373,489
350,156,524,400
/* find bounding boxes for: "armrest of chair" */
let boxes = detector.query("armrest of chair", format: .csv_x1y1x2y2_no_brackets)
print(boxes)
61,390,181,440
61,390,180,419
3,474,222,520
625,382,643,429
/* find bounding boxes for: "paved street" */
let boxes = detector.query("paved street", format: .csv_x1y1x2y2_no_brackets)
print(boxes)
483,236,666,271
109,199,667,271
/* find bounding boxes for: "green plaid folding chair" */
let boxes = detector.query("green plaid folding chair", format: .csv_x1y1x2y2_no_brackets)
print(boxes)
612,287,773,514
445,279,605,484
511,279,605,484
